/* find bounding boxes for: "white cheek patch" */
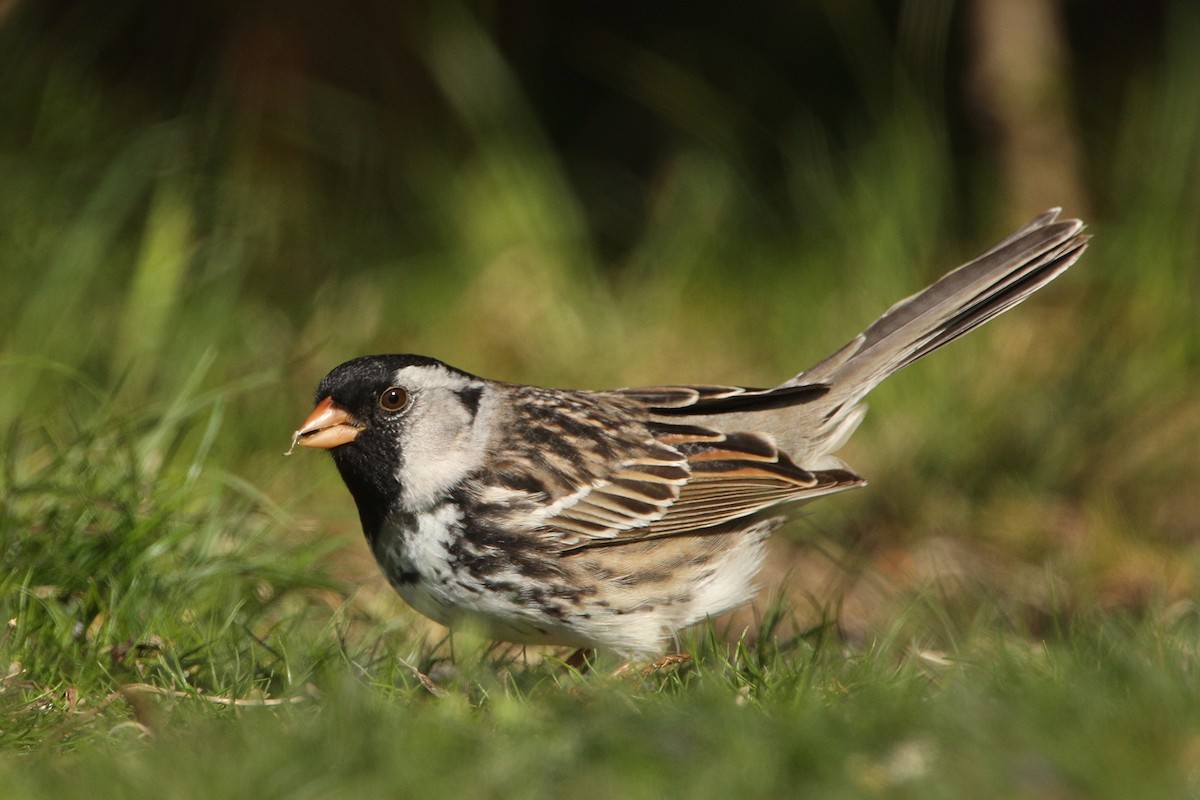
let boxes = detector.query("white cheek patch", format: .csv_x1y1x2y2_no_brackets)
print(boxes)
393,374,495,510
399,419,481,508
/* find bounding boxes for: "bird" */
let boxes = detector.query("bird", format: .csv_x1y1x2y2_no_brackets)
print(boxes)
291,209,1089,658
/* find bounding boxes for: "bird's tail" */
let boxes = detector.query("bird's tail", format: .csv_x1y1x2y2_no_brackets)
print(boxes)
784,208,1089,462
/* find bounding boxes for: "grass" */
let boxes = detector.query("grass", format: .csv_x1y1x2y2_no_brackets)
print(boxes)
2,2,1199,796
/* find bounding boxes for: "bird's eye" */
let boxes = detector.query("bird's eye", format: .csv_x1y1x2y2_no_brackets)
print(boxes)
379,387,409,411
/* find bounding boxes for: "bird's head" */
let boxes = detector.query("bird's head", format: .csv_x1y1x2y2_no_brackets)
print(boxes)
293,354,491,537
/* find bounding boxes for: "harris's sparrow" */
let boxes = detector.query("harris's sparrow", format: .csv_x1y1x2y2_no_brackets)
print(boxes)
293,209,1089,656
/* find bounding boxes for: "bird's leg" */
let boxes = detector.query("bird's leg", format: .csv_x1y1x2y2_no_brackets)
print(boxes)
564,648,593,672
612,652,692,677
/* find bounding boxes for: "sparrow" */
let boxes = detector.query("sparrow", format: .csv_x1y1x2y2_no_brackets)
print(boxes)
292,209,1089,657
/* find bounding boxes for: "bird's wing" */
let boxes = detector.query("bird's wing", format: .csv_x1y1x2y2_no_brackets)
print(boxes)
535,411,862,551
611,383,831,416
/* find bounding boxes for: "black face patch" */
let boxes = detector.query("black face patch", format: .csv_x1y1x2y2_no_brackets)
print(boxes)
330,429,402,545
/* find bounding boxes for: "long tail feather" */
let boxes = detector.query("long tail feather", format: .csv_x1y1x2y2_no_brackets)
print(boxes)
791,209,1089,406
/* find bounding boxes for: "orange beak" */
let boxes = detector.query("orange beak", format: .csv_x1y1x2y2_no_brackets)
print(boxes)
289,397,364,452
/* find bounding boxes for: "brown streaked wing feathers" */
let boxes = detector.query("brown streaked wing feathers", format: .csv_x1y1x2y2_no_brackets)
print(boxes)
540,448,689,547
542,419,865,551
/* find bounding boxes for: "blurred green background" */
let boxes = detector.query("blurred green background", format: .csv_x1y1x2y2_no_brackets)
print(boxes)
3,1,1200,793
2,0,1200,758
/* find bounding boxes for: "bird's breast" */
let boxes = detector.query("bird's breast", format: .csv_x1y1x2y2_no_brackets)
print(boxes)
371,503,463,586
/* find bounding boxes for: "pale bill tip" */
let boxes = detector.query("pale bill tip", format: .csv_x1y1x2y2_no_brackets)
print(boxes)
284,429,302,456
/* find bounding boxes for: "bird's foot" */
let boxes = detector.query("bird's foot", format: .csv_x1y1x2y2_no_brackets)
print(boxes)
612,652,692,678
563,648,594,672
